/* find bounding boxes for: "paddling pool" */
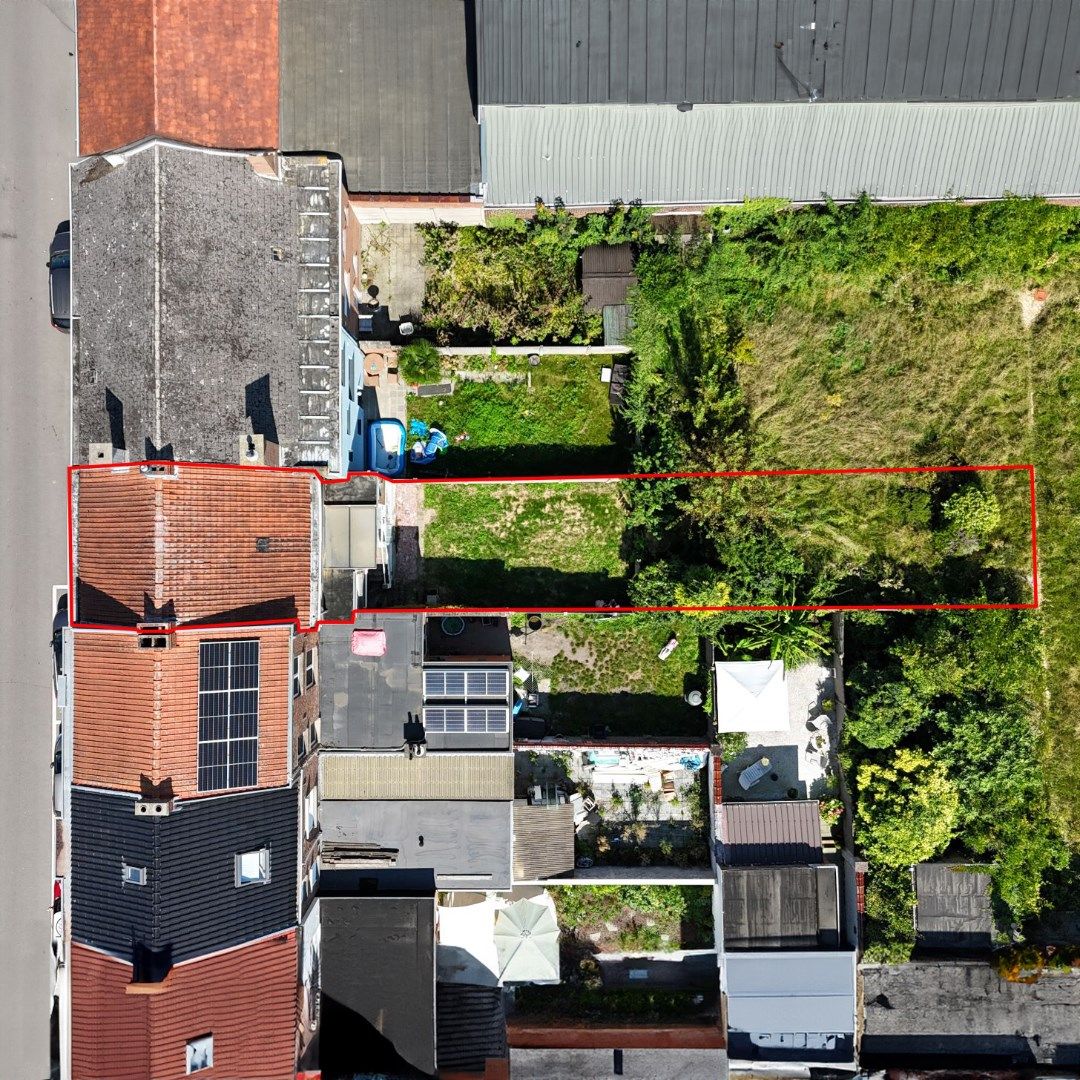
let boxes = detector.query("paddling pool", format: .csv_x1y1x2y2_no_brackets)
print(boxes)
367,418,407,477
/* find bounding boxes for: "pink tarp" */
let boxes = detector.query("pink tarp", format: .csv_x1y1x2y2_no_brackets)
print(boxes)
350,629,387,657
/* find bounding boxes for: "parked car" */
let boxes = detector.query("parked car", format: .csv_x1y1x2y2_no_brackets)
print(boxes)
47,221,70,331
51,591,68,681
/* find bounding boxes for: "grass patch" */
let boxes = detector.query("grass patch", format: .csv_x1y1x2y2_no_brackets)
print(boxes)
422,481,628,606
513,613,710,737
408,355,629,476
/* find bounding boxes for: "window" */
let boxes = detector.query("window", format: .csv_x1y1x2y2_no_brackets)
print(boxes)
297,730,307,764
305,786,318,838
235,847,270,887
198,640,259,792
185,1034,213,1074
121,863,147,886
291,653,302,698
304,649,316,690
423,706,509,734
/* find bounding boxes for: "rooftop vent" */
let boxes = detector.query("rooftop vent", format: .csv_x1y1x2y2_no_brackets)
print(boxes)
134,799,172,817
255,537,272,553
139,463,175,476
137,634,171,650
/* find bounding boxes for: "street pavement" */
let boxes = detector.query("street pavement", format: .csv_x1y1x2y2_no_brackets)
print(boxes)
0,1,76,1076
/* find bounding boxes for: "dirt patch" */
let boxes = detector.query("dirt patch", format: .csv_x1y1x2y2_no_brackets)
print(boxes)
1018,287,1048,330
516,625,596,667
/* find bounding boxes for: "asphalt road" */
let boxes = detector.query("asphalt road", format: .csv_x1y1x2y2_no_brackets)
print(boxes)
0,1,76,1076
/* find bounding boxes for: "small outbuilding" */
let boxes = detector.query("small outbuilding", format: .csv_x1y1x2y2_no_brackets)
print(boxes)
914,862,996,951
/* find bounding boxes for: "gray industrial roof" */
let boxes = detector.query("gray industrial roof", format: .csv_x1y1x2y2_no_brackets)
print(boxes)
280,0,480,194
477,0,1080,106
320,798,513,890
862,961,1080,1065
71,142,342,467
722,865,839,949
480,100,1080,207
914,862,996,950
320,894,436,1077
717,800,822,866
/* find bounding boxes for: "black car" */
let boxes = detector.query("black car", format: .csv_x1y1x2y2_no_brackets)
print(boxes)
47,221,70,331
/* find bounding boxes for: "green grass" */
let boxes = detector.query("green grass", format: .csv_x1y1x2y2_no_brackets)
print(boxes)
513,613,711,737
421,481,628,606
408,354,629,476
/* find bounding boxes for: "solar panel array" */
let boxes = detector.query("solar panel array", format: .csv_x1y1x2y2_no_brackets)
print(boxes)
197,639,260,791
423,668,509,701
422,706,510,734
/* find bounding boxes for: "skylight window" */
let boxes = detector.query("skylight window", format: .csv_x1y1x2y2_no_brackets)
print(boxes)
234,847,270,887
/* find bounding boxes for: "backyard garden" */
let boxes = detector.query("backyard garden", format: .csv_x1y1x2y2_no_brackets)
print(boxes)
406,352,630,477
417,196,1080,950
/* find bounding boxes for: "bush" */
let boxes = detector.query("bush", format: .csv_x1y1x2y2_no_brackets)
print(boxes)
856,749,959,867
846,681,929,749
863,866,916,963
397,339,442,384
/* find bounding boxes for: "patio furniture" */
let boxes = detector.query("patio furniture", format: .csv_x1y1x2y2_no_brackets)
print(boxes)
660,771,677,800
658,636,678,661
808,714,829,733
569,793,589,828
738,757,771,790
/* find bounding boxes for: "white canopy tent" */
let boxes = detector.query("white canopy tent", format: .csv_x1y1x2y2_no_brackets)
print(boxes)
713,660,788,733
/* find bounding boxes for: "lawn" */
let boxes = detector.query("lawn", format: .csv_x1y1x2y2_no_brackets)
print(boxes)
551,885,714,953
407,354,629,476
511,613,711,737
421,481,628,606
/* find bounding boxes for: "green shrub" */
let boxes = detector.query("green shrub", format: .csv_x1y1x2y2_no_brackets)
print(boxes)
397,339,442,384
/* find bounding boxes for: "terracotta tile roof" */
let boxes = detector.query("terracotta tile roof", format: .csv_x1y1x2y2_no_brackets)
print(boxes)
73,465,317,628
73,627,291,797
71,932,298,1080
76,0,279,155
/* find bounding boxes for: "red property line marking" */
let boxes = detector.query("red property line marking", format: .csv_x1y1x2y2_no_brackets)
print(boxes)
65,461,1040,630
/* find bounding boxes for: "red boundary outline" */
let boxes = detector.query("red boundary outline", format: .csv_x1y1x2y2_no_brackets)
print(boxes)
66,461,1039,631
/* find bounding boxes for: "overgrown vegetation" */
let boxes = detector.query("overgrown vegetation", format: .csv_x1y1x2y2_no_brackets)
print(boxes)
847,610,1066,960
551,885,714,953
420,203,654,344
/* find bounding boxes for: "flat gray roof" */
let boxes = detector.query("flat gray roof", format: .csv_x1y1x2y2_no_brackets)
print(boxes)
914,862,996,950
477,0,1080,106
320,798,513,890
862,961,1080,1065
722,866,839,949
320,895,436,1076
71,143,342,467
320,615,424,750
280,0,480,193
481,100,1080,207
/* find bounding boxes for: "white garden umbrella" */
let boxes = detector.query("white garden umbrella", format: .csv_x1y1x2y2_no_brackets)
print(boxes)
494,894,560,984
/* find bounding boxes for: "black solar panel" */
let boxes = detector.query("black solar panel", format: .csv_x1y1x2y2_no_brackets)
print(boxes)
198,640,260,791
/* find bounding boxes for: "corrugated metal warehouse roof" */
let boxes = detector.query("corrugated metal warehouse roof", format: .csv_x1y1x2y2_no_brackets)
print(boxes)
280,0,480,193
320,752,515,800
482,100,1080,206
477,0,1080,106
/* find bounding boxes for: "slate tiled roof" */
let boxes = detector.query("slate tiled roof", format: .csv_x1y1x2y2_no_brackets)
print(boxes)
76,0,280,155
71,787,298,965
71,143,343,470
72,626,291,798
71,932,298,1080
717,800,823,866
72,465,318,628
436,984,508,1073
